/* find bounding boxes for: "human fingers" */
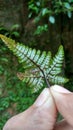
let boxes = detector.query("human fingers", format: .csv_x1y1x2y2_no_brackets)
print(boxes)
51,85,73,127
3,88,57,130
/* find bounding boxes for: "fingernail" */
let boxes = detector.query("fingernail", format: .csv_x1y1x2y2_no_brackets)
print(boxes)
52,85,71,94
34,88,50,107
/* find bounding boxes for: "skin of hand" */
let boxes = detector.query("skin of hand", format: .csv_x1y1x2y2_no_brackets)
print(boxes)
3,85,73,130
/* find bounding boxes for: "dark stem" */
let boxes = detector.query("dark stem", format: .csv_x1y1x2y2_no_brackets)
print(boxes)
44,76,51,88
41,70,51,88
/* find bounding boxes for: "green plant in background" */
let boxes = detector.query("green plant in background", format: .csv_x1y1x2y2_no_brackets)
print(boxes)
28,0,73,34
0,34,68,93
28,0,73,21
34,24,48,35
0,24,20,38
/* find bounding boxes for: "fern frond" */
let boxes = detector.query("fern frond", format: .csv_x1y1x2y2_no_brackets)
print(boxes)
0,34,69,93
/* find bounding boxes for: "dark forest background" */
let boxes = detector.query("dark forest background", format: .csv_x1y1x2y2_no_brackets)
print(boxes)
0,0,73,129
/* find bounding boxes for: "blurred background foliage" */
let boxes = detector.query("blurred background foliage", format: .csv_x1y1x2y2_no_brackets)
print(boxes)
0,0,73,129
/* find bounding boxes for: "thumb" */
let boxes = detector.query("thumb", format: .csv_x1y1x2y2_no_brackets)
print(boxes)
51,85,73,127
3,88,57,130
32,88,57,130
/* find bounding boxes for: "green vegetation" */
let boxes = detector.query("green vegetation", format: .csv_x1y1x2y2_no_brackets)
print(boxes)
28,0,73,20
28,0,73,34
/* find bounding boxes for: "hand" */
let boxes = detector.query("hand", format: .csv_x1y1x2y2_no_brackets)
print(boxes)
3,85,73,130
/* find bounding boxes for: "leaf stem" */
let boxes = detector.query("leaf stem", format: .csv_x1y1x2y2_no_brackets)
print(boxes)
41,70,51,88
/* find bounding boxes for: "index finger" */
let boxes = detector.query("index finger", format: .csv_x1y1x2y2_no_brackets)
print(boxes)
50,85,73,127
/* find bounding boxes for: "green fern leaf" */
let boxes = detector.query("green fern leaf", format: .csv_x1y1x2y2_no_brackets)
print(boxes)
0,34,69,93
